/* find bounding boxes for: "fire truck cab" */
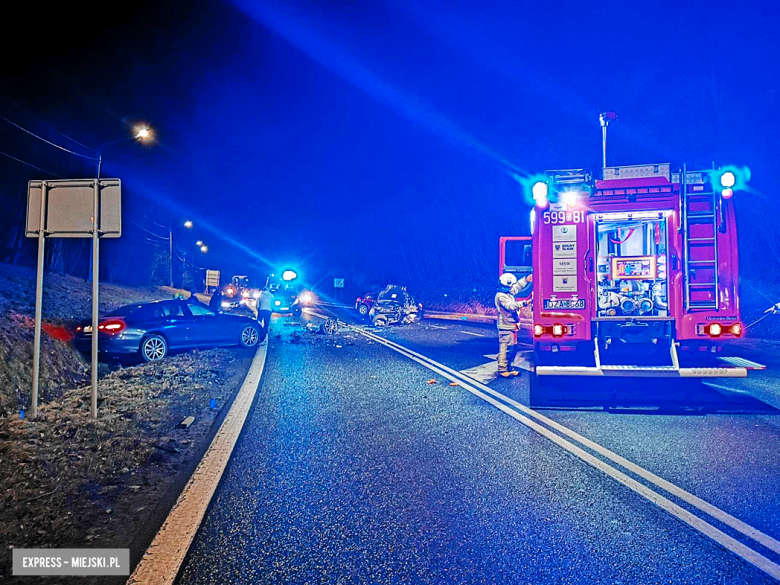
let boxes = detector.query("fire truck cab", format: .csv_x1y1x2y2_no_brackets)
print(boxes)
499,163,764,386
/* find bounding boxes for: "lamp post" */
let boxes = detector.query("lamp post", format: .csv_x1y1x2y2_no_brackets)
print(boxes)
182,241,208,291
169,220,193,287
89,127,152,283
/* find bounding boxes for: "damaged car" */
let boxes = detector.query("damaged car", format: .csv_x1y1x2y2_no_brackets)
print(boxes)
369,285,423,326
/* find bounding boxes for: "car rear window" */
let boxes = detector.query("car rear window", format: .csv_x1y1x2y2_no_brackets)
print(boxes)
107,305,143,317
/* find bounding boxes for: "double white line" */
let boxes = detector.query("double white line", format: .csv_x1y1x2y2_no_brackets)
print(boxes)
346,322,780,582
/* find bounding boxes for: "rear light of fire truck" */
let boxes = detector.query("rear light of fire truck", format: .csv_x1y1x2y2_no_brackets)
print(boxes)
700,322,742,337
534,323,570,337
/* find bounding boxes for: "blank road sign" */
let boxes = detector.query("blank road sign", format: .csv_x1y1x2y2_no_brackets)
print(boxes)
26,179,121,238
206,270,220,287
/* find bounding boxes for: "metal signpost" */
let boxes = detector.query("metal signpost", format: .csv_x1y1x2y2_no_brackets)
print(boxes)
26,179,121,419
205,269,220,293
333,278,345,302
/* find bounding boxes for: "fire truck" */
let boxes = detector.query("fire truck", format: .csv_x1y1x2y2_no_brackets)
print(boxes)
499,160,764,392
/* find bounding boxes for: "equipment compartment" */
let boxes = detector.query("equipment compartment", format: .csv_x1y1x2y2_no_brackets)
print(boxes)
595,214,670,318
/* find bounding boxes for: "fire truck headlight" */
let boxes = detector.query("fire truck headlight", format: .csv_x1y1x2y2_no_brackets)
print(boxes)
562,191,579,208
552,324,564,337
532,181,548,199
533,324,544,337
722,188,734,199
720,171,736,188
708,323,722,336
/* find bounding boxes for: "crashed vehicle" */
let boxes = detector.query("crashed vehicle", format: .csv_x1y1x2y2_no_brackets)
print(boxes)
369,285,423,326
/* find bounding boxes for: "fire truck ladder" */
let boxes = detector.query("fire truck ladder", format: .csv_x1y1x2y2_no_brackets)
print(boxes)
682,167,719,310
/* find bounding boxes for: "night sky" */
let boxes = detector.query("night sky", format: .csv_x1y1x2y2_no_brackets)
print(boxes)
2,0,777,292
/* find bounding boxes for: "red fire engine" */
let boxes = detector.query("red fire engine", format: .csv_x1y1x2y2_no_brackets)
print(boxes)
499,160,765,390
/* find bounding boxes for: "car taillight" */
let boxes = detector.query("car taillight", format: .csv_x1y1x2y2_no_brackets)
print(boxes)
98,320,126,334
706,323,722,337
533,324,544,337
730,323,742,337
76,325,83,332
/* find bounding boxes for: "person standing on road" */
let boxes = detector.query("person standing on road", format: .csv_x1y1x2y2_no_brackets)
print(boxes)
209,287,223,313
495,272,532,378
256,286,274,341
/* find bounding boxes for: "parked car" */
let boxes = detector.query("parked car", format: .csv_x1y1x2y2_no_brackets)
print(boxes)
74,299,261,362
355,292,379,316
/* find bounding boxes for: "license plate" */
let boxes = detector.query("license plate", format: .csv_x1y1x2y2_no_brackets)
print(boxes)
83,326,93,333
543,299,586,310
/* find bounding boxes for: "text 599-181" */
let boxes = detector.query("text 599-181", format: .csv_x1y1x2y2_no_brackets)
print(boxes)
542,210,585,224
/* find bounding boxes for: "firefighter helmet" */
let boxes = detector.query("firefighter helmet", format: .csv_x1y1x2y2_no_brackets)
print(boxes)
499,273,518,287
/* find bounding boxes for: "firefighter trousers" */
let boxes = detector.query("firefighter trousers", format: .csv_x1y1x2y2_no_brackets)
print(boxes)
497,329,518,373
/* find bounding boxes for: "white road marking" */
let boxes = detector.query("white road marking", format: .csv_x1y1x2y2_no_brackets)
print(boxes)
127,343,269,584
353,327,780,582
428,325,449,330
459,330,484,337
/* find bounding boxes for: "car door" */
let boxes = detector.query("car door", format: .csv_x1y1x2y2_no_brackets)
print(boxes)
185,303,223,347
160,302,190,348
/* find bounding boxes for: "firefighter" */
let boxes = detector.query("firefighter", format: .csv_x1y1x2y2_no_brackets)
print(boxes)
495,272,532,378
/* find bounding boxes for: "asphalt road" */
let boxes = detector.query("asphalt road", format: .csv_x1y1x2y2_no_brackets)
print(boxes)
175,306,780,584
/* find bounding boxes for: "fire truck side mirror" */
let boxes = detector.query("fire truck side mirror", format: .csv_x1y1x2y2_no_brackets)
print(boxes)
522,245,532,266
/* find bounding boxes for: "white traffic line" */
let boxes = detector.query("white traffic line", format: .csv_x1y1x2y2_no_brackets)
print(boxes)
353,327,780,583
428,325,449,330
459,330,485,337
127,342,269,584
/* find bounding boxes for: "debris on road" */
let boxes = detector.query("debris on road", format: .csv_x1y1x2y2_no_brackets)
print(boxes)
179,416,196,429
427,379,438,385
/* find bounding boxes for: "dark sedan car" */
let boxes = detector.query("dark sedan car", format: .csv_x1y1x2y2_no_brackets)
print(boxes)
74,300,261,362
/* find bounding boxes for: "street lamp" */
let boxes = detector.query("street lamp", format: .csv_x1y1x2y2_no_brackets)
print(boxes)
96,126,153,179
200,245,208,253
169,220,193,287
89,126,154,285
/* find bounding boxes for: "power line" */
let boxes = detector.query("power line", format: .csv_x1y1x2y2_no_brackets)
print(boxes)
8,101,96,152
0,150,64,178
126,215,169,240
1,116,98,161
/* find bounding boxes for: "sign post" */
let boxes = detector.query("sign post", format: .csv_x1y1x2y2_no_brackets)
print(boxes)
26,179,121,419
30,182,48,419
333,278,345,302
205,269,220,293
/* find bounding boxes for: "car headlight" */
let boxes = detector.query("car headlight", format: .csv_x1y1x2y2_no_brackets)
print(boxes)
299,292,313,305
274,300,281,306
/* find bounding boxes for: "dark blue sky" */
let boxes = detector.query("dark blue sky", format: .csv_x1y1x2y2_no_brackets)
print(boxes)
3,0,777,290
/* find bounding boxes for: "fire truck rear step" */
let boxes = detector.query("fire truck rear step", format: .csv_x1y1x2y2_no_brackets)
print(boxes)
536,365,748,378
534,338,751,378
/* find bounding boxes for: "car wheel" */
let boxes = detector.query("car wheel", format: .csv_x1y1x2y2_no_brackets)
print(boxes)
358,303,369,316
372,314,389,327
141,335,168,362
240,324,260,347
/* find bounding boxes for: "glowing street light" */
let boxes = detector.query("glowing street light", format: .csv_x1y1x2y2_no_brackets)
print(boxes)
282,269,298,281
184,220,193,228
135,127,152,140
200,245,208,253
196,240,203,246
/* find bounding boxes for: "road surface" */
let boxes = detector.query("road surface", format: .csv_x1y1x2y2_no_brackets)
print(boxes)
175,304,780,584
